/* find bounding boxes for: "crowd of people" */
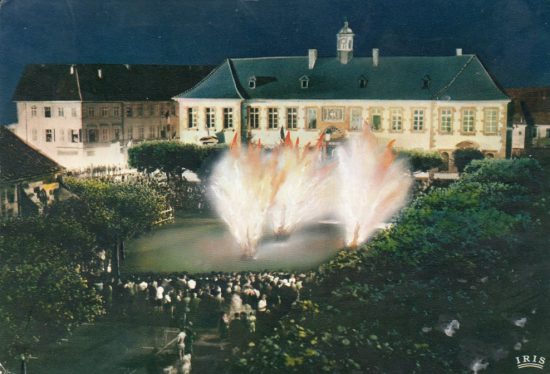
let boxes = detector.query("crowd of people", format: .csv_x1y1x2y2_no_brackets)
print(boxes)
94,271,314,348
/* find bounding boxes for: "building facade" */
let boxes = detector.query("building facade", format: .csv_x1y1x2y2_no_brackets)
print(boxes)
0,126,63,219
12,64,213,169
174,23,510,167
507,87,550,154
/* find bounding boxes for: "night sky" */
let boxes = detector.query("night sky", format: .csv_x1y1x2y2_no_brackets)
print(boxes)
0,0,549,124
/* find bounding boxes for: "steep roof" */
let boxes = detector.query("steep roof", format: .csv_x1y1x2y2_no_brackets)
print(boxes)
506,87,550,125
177,55,508,101
0,127,63,185
13,64,215,102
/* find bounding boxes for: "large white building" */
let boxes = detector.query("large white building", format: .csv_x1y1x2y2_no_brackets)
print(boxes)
12,64,213,169
174,22,510,168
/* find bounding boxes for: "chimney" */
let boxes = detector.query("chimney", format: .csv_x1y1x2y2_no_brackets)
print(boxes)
70,65,75,75
372,48,379,67
456,48,463,56
97,68,103,79
308,49,318,69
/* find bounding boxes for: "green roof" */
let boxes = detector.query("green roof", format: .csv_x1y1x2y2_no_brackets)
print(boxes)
177,55,508,101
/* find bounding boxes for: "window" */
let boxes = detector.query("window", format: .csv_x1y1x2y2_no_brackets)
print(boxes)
248,107,259,129
350,108,363,131
462,109,475,133
113,128,121,141
138,127,145,139
412,109,424,131
71,108,77,117
87,107,94,117
127,128,133,140
286,107,298,129
87,129,98,143
546,129,550,138
101,127,109,142
149,126,155,139
31,129,38,141
484,109,498,134
188,108,197,128
126,106,133,117
358,76,368,88
31,106,37,117
113,107,120,117
137,104,144,117
390,109,403,131
58,107,64,117
101,107,109,117
268,108,279,129
248,77,256,89
71,129,80,143
44,107,52,118
370,108,382,131
300,76,309,89
45,129,54,142
148,105,154,117
440,108,452,133
170,104,176,116
223,108,233,129
307,108,317,129
206,107,216,129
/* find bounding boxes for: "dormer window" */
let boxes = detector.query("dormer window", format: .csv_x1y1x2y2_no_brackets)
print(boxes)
300,75,310,89
422,75,431,89
358,75,368,88
248,76,257,89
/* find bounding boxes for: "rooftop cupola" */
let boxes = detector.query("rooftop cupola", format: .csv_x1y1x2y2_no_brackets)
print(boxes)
337,21,354,64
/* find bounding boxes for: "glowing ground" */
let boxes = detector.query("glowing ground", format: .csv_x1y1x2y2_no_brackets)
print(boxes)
123,213,345,273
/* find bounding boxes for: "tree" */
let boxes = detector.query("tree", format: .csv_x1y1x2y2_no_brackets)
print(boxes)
128,141,220,180
0,235,103,369
398,150,444,172
452,148,484,172
60,178,169,277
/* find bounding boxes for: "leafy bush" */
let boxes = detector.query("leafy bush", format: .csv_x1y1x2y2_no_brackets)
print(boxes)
128,141,224,180
398,150,445,172
452,148,484,172
462,158,543,193
229,158,548,373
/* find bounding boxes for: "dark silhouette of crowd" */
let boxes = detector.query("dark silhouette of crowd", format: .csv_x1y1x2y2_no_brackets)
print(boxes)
94,271,314,346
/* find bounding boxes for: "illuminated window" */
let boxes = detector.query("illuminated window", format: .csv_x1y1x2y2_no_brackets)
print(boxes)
268,108,279,129
413,109,424,131
45,129,54,142
307,108,317,129
188,108,197,128
390,109,403,131
484,109,498,134
223,108,233,129
462,109,475,133
286,107,298,129
206,108,216,129
248,107,259,129
440,108,452,133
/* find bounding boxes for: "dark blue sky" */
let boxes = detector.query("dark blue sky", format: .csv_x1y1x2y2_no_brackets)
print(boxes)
1,0,549,124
